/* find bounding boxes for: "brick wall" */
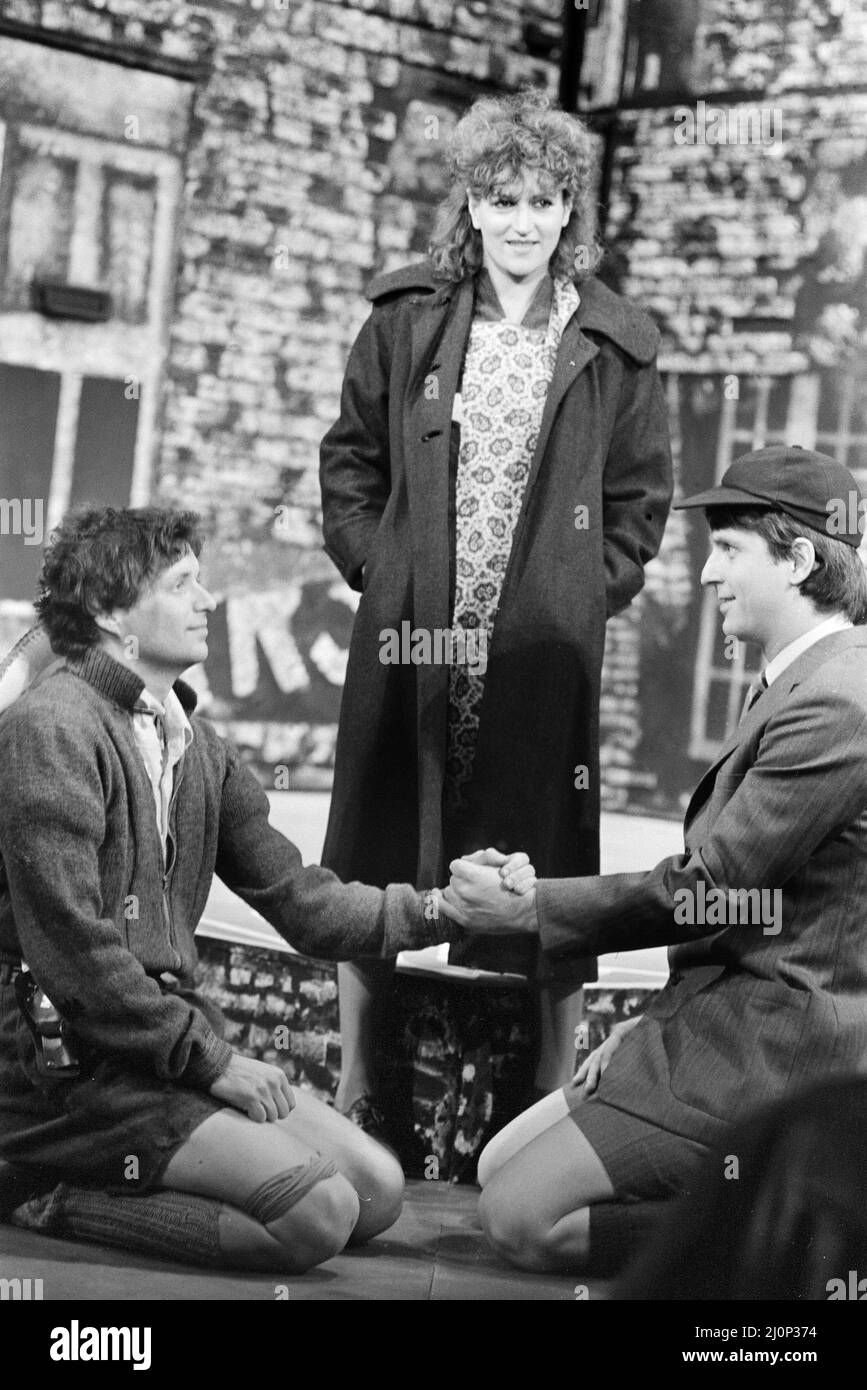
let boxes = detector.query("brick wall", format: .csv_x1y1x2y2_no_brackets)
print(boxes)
194,928,655,1178
194,932,658,1179
609,93,867,373
693,0,867,95
594,0,867,813
195,934,542,1181
196,937,342,1099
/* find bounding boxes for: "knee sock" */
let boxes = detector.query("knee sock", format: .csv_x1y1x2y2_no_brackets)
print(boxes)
10,1182,225,1268
585,1198,675,1277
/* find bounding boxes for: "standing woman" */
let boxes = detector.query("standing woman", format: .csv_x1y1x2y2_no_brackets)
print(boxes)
320,89,672,1145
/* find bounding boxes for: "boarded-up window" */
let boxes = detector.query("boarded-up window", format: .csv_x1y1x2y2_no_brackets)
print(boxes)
0,363,59,599
0,35,193,618
72,375,141,509
100,172,156,323
3,148,76,307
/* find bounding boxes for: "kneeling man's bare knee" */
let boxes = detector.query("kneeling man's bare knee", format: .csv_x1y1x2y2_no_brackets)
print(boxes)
237,1159,361,1273
267,1173,360,1272
354,1147,404,1239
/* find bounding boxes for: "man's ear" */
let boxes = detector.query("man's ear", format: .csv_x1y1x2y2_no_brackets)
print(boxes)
789,537,818,587
93,611,123,640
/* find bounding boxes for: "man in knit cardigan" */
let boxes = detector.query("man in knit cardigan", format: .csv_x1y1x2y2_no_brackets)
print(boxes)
0,505,529,1272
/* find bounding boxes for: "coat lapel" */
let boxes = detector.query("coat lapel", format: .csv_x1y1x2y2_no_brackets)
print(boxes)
524,274,655,501
526,316,599,497
491,302,600,617
403,278,474,631
402,280,475,876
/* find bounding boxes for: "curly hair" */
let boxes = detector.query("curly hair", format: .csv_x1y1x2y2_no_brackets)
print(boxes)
428,88,603,284
35,506,204,658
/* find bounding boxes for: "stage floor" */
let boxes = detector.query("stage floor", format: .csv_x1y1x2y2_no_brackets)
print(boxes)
0,1179,614,1302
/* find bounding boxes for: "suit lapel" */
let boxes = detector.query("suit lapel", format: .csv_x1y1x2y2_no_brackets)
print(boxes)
685,628,867,825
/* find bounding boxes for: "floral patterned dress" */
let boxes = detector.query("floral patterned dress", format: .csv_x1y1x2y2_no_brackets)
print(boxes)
445,272,580,812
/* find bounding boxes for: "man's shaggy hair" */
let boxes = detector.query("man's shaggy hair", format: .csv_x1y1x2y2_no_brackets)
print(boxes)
35,506,204,658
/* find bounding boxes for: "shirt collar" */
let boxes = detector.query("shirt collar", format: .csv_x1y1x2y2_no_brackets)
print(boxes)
134,685,193,750
764,612,853,686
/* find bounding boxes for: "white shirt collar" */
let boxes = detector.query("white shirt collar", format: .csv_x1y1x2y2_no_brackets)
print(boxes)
764,612,853,686
131,686,193,852
135,685,193,750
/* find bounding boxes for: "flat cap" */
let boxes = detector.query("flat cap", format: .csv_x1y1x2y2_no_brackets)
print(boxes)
676,444,866,546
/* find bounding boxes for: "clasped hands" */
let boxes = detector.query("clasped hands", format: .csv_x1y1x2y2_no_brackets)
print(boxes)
437,847,538,934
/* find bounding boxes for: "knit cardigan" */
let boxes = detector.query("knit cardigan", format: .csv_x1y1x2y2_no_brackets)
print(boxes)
0,649,448,1090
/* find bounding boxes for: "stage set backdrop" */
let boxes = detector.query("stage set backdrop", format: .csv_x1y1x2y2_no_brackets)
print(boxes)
1,0,866,822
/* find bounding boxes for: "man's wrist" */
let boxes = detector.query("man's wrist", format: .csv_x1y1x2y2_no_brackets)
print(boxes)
520,885,540,933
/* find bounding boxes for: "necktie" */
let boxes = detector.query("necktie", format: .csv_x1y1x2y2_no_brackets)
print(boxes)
741,672,768,718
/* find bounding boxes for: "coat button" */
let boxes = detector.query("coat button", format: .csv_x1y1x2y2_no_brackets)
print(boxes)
421,430,442,442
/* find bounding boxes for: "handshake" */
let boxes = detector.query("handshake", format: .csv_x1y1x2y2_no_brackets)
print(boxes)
436,847,538,935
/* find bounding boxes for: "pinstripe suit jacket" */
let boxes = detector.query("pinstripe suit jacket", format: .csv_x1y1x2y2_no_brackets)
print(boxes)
538,626,867,1145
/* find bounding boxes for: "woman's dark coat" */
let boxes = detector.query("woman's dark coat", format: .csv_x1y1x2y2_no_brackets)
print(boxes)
319,263,673,942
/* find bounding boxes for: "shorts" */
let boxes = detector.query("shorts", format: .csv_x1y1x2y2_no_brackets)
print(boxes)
565,1082,712,1200
0,978,225,1195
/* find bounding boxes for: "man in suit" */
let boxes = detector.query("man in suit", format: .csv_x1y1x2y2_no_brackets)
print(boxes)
438,444,867,1274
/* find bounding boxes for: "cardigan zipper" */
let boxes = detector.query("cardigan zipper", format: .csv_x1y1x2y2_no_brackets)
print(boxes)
162,756,186,969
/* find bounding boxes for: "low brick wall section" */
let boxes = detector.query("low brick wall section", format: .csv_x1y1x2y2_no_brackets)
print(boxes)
195,935,661,1182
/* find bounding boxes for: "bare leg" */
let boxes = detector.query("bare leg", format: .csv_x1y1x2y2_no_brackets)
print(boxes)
161,1087,403,1271
534,982,584,1093
477,1089,569,1188
479,1117,615,1271
13,1091,404,1275
162,1106,358,1272
334,958,395,1112
278,1087,404,1243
